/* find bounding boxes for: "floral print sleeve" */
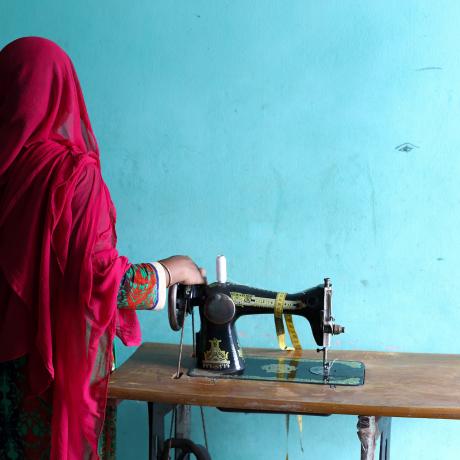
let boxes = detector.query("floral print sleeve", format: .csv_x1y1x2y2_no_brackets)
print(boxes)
117,263,165,310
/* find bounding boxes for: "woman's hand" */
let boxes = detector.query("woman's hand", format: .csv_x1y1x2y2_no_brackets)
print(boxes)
158,255,206,287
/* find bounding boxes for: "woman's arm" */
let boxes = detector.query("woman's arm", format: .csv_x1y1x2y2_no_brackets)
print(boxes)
117,263,167,310
117,256,206,311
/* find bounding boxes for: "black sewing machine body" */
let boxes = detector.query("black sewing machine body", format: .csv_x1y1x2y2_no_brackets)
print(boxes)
169,279,344,376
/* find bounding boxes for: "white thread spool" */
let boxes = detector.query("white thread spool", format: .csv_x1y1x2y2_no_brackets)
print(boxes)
216,255,227,283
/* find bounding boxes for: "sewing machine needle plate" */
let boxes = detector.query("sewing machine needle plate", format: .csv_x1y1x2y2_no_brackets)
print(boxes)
188,356,365,386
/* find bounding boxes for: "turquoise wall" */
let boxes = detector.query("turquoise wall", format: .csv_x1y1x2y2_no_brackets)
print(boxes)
2,1,460,458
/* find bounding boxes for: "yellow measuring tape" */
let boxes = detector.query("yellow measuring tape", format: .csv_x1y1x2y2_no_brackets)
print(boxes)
274,292,302,351
274,292,304,459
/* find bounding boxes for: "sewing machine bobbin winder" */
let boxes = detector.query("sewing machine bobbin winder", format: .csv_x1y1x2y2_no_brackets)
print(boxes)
168,256,365,386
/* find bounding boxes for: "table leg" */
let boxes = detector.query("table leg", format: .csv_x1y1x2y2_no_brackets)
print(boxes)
378,417,391,460
175,405,192,460
148,402,174,460
357,416,392,460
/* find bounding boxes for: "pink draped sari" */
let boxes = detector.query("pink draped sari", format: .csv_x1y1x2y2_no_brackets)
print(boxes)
0,37,141,459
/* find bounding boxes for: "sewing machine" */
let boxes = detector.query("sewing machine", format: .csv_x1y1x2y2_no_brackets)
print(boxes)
168,256,365,385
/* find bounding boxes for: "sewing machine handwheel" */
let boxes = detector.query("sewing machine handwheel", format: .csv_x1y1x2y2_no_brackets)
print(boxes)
168,283,186,331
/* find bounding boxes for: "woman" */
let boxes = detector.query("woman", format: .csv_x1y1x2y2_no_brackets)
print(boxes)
0,37,205,459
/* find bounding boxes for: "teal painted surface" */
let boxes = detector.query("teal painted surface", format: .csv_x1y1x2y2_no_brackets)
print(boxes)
2,1,460,458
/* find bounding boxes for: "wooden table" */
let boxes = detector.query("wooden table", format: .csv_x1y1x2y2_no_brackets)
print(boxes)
108,342,460,460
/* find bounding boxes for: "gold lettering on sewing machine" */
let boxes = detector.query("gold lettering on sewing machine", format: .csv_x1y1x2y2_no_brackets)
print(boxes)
230,292,299,310
202,338,231,370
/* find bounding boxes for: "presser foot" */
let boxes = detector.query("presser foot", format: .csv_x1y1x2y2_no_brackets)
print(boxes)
310,347,333,382
309,364,334,385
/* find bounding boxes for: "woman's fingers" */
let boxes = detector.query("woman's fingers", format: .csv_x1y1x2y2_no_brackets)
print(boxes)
197,267,207,284
186,264,206,285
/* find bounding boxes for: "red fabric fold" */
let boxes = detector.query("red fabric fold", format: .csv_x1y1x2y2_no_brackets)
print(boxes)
0,37,141,459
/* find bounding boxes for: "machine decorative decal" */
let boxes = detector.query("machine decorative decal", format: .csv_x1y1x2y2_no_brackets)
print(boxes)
202,338,231,370
262,363,297,374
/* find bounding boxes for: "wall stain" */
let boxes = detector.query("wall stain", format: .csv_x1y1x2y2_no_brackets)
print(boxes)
395,143,419,153
360,279,369,287
436,257,444,261
415,66,442,71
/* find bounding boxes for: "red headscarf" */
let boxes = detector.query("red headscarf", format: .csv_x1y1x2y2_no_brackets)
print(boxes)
0,37,141,459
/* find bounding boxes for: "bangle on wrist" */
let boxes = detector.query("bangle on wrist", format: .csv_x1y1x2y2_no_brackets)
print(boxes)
159,262,172,288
